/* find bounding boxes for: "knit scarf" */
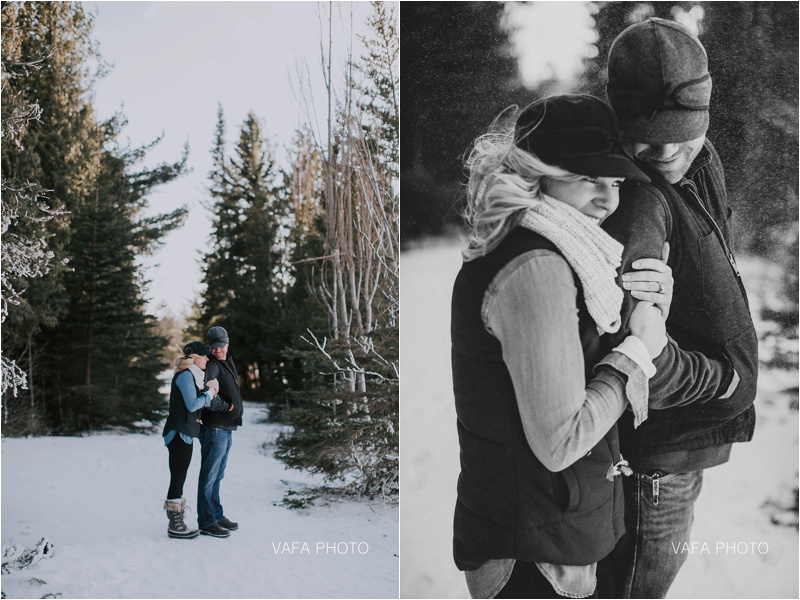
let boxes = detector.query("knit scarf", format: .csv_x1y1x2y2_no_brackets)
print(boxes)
187,364,206,392
518,195,624,333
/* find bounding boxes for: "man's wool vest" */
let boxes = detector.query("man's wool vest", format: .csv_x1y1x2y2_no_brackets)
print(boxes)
451,227,625,571
609,141,757,458
201,355,243,429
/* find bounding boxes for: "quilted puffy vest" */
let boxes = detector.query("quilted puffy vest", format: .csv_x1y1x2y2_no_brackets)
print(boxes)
451,227,625,571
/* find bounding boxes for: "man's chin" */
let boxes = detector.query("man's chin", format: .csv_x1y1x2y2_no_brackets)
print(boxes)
642,159,688,184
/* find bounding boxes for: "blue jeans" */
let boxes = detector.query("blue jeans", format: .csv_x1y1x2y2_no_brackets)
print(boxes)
612,470,704,599
197,426,233,529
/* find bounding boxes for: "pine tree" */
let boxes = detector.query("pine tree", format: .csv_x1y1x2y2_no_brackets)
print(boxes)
278,127,328,405
1,2,99,433
34,123,189,433
400,1,527,242
196,109,292,404
1,2,190,433
701,2,798,255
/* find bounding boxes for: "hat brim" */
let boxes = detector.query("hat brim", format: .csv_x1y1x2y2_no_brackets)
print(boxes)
620,110,708,145
559,153,650,183
209,341,229,349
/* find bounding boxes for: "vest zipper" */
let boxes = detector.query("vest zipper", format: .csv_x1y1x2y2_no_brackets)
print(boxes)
219,360,240,390
651,472,660,506
679,179,741,278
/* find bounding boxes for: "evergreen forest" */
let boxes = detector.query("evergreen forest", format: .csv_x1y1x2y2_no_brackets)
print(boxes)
1,1,398,499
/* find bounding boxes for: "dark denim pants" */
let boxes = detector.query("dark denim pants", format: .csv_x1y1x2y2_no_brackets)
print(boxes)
612,470,704,599
197,426,233,529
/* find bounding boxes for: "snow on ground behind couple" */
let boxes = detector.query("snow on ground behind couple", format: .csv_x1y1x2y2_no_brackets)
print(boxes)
1,401,398,599
400,238,798,599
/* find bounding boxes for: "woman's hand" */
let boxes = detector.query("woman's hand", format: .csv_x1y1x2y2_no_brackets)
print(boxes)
621,241,673,319
207,378,219,397
629,300,667,359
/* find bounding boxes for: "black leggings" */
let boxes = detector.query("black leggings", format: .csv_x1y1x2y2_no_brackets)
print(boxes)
166,435,193,499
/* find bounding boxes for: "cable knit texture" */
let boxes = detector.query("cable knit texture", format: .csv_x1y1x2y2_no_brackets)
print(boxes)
188,364,206,392
519,195,623,333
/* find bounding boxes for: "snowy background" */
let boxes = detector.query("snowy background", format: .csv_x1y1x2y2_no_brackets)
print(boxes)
2,402,398,599
399,239,799,599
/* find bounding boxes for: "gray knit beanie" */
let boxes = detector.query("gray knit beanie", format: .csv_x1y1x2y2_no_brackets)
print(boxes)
606,18,712,144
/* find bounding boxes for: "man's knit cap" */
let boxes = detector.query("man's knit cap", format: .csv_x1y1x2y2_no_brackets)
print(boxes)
207,326,230,349
606,18,711,144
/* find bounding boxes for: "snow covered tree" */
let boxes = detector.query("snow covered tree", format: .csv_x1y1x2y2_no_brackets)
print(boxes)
0,37,55,399
1,1,99,432
2,1,189,434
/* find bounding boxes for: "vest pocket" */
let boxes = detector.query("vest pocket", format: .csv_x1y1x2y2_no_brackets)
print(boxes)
557,444,616,513
718,324,758,410
560,468,581,511
697,231,747,333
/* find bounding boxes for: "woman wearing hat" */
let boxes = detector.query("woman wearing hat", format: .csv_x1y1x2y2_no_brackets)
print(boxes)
161,341,232,539
451,95,673,598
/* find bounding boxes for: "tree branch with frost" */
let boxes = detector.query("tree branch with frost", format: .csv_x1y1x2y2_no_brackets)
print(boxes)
1,355,28,397
302,329,398,384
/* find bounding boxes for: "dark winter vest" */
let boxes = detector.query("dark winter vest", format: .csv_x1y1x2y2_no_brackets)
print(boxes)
201,355,243,430
162,371,203,439
451,227,625,571
611,142,757,459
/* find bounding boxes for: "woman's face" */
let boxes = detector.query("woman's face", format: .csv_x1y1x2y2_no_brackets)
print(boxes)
542,176,624,224
193,355,209,370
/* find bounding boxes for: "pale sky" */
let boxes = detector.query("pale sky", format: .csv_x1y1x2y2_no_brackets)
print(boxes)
85,1,380,318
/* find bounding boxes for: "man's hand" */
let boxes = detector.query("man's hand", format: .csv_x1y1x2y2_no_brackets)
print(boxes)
622,241,673,318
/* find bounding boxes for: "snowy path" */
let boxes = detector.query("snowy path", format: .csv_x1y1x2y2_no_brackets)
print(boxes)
400,240,798,599
2,402,398,599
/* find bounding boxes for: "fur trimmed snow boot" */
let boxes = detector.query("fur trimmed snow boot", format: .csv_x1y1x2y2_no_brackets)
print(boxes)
164,498,199,539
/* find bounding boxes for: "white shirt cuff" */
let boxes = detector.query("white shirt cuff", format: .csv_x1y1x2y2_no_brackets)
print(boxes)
613,335,657,379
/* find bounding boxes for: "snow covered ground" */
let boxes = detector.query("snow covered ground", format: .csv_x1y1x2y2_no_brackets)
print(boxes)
399,238,798,599
2,402,398,599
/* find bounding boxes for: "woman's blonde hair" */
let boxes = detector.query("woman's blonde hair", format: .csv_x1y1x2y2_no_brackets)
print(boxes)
174,355,195,374
462,106,583,261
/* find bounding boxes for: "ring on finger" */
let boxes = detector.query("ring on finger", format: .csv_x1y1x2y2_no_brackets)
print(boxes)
657,282,665,294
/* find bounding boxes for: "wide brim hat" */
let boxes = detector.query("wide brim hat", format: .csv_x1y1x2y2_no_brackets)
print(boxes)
607,18,711,144
515,94,650,183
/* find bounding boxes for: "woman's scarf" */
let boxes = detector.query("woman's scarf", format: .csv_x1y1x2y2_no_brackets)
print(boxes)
187,364,206,392
519,195,623,333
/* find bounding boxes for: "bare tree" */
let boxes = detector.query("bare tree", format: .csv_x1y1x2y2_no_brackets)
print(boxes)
278,1,399,498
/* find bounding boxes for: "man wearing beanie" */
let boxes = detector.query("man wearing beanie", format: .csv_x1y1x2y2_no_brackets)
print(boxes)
196,325,244,538
601,18,758,598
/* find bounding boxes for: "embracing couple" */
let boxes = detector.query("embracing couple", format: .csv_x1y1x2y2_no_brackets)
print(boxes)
451,18,757,599
162,325,244,539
